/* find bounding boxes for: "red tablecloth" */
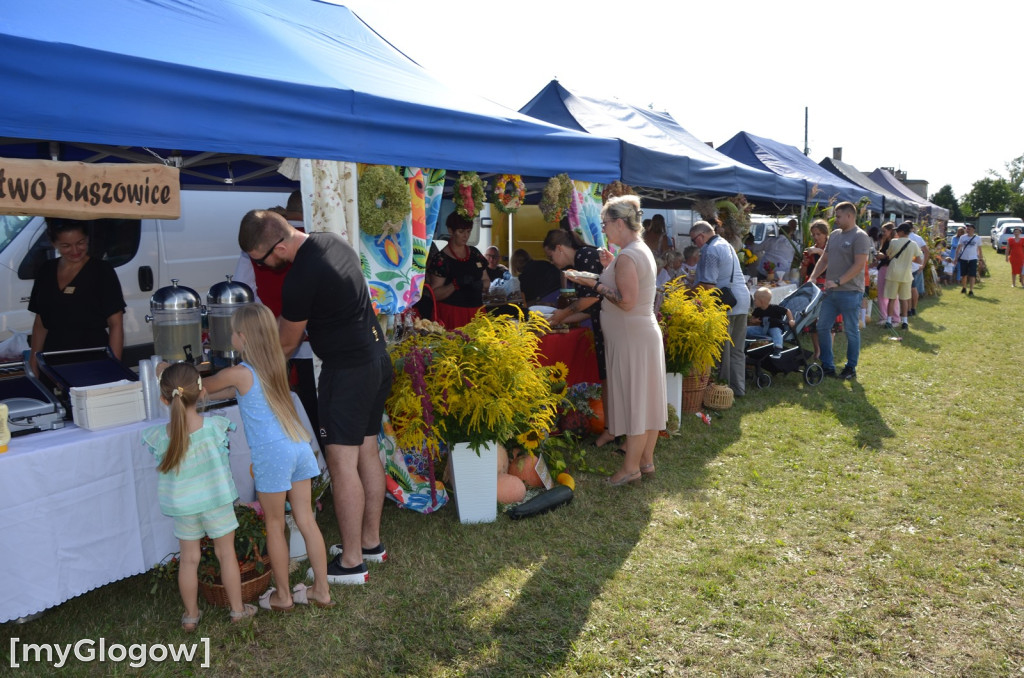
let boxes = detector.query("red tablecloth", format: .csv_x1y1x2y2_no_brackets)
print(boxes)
537,327,600,386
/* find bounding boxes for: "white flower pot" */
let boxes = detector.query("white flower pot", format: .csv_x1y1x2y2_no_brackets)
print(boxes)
665,371,683,417
449,441,498,524
286,512,306,559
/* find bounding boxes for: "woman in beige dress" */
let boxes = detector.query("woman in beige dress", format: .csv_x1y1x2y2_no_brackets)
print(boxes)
568,195,666,485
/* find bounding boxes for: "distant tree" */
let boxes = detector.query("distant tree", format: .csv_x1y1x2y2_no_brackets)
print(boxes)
930,185,963,221
1012,193,1024,220
961,177,1015,215
1005,153,1024,192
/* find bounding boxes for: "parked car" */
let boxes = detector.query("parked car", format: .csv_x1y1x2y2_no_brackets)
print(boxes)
994,221,1024,253
991,218,1024,252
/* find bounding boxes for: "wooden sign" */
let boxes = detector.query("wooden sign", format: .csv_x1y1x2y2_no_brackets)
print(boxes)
0,158,180,219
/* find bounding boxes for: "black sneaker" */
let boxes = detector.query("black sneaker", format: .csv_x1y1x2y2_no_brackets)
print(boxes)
961,287,966,294
839,366,857,380
328,543,388,563
309,556,368,585
901,322,908,330
908,308,916,317
822,368,838,378
968,291,974,297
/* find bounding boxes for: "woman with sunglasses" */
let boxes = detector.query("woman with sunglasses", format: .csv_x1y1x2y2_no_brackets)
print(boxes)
567,195,665,486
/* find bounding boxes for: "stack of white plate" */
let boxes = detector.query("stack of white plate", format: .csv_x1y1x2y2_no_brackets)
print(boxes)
70,380,146,431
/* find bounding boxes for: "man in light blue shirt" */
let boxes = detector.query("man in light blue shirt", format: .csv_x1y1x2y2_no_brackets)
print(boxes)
690,220,750,396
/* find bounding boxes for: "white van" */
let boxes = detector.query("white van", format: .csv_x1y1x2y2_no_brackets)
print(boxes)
0,188,292,364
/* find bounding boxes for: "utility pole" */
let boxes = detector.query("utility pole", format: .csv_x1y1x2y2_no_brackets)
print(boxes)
803,107,809,156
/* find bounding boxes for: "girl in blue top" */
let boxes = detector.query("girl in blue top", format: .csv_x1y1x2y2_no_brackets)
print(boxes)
203,303,333,610
142,362,257,630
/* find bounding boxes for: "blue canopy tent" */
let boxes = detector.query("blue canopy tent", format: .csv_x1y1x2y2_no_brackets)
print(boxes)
519,81,805,208
867,169,950,223
819,157,920,219
0,1,620,185
717,132,884,213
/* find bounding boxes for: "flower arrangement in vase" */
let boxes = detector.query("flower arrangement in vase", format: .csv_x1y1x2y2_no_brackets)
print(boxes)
659,282,732,377
556,382,603,437
386,310,568,456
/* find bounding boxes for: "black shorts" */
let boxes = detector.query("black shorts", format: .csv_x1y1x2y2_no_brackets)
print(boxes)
959,259,978,278
317,353,393,447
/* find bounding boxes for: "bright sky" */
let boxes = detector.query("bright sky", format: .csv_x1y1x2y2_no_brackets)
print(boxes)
341,0,1022,200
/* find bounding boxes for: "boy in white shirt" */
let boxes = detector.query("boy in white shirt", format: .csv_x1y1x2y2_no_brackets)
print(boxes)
882,222,923,330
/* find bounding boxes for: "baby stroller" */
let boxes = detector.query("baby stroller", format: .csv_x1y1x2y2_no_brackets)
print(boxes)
745,282,825,389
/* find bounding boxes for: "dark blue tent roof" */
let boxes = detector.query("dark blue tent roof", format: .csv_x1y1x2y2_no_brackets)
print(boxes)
867,169,949,222
717,132,884,212
0,1,620,184
819,157,920,218
519,81,806,206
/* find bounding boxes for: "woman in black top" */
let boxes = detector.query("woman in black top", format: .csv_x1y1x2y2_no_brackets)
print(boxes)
427,213,490,329
28,219,126,373
542,229,612,443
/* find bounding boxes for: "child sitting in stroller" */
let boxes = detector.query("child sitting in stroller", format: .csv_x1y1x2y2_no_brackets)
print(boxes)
746,287,796,349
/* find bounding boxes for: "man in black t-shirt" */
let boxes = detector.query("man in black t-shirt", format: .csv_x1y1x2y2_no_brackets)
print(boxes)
239,210,391,585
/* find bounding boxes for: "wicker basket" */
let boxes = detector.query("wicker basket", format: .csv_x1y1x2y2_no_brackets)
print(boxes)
198,554,271,607
703,383,734,410
680,368,711,414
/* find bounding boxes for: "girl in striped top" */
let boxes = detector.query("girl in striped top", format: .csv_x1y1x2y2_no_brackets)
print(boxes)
142,362,257,630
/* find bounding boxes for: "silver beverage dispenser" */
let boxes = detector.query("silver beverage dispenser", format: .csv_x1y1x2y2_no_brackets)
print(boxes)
145,279,204,363
206,275,254,364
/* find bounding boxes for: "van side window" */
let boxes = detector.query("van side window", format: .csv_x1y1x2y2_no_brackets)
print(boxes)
17,219,142,280
88,219,142,267
1,215,33,255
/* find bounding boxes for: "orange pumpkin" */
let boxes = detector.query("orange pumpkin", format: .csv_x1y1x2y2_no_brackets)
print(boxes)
497,472,527,504
497,443,509,473
509,452,544,488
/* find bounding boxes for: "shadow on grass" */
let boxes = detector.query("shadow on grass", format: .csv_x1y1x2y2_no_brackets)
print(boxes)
318,463,653,676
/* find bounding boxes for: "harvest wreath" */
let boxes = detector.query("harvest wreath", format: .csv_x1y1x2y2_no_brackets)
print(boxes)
453,171,487,219
358,165,411,237
539,173,573,222
491,174,526,214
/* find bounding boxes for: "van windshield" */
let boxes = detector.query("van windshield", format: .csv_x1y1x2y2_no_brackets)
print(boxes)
0,215,33,255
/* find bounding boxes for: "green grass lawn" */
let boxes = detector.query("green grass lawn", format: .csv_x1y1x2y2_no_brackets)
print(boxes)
4,258,1024,677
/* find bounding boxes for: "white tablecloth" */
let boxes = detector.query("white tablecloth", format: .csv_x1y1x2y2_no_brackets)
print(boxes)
0,395,316,623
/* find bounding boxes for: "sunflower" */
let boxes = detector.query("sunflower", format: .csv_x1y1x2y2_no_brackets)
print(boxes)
516,429,543,451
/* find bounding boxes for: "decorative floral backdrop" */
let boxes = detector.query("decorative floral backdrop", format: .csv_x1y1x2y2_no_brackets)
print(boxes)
301,160,445,314
573,180,606,248
357,165,446,315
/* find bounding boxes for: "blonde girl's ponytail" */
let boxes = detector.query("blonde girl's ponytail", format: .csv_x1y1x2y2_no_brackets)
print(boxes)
157,362,203,473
